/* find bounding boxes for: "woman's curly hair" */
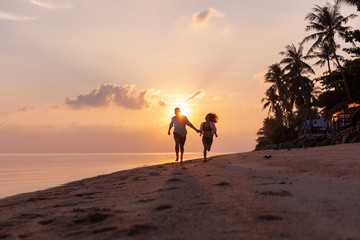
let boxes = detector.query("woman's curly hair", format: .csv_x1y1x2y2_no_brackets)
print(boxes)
206,113,218,123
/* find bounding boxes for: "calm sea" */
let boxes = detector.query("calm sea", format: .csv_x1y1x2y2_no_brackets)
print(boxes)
0,152,225,199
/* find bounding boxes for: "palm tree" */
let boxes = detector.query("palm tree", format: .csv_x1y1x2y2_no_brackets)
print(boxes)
337,0,360,11
303,2,357,99
261,86,285,136
280,43,315,112
264,64,293,126
308,43,343,74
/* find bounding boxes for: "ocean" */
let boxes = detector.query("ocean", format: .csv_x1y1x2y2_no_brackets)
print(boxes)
0,152,225,199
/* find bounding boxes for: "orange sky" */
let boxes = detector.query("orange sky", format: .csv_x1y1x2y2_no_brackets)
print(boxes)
0,0,358,153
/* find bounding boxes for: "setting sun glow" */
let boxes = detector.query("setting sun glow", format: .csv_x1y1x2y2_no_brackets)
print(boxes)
170,103,191,117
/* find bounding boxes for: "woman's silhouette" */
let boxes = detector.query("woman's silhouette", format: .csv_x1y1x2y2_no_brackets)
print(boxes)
168,108,200,163
200,113,218,162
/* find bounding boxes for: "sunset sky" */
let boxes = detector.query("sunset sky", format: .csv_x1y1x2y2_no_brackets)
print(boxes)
0,0,359,153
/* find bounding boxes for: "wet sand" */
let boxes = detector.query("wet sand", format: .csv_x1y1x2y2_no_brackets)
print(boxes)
1,143,360,239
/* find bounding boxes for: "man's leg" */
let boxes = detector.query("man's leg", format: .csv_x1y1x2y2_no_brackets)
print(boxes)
179,136,186,163
174,134,180,161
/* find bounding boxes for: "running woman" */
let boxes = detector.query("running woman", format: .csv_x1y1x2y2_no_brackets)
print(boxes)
200,113,218,162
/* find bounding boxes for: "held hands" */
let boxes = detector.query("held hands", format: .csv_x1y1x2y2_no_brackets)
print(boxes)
215,133,218,137
168,131,171,135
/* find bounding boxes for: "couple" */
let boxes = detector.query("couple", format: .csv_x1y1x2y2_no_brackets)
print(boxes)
168,108,218,163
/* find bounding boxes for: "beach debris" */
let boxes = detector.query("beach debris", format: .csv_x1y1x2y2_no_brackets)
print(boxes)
155,204,172,211
257,215,282,221
263,155,272,159
127,224,158,236
214,182,230,187
149,172,160,176
256,128,360,151
260,190,292,197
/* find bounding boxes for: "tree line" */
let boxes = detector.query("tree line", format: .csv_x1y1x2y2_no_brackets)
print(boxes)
256,0,360,149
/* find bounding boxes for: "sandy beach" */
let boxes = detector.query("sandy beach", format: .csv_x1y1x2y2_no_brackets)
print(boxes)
1,143,360,240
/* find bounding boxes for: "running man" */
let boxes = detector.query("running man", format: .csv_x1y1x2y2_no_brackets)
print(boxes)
168,108,200,163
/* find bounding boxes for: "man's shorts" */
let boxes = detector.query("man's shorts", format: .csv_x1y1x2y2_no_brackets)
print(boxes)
173,132,186,145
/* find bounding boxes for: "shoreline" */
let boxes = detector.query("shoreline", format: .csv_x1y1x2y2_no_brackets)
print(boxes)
1,144,359,239
0,152,230,200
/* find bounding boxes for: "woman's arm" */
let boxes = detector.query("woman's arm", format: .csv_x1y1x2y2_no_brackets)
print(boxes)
210,122,218,137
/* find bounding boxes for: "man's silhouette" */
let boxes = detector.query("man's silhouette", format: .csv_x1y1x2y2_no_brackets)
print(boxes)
168,108,199,163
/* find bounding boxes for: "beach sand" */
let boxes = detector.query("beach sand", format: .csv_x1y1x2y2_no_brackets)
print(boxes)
1,143,360,240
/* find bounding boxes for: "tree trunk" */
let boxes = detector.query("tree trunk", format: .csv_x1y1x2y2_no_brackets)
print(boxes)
333,53,351,99
327,57,331,74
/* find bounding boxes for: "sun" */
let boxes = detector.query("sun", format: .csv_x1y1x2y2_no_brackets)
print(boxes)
169,103,191,117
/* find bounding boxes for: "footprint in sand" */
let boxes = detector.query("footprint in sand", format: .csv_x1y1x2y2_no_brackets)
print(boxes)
155,204,172,211
257,215,282,221
167,178,182,182
74,192,100,198
132,177,147,181
157,187,179,192
260,190,292,196
93,227,117,234
38,219,56,225
214,182,230,187
135,198,155,204
73,213,110,224
127,224,158,236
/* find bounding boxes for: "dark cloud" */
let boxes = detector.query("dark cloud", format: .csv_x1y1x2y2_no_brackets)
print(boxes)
192,8,225,26
158,100,168,107
65,84,151,110
186,90,205,101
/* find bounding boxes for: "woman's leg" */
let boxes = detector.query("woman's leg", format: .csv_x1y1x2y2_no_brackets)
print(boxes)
203,145,207,162
202,137,208,162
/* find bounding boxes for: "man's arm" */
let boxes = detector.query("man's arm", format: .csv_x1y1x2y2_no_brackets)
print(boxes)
185,117,200,133
168,118,173,135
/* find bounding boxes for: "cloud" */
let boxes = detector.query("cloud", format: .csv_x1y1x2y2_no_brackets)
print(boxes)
13,104,36,112
186,90,205,101
213,96,222,102
192,8,226,27
0,10,38,21
158,100,168,107
65,84,152,110
29,0,73,9
252,70,267,83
